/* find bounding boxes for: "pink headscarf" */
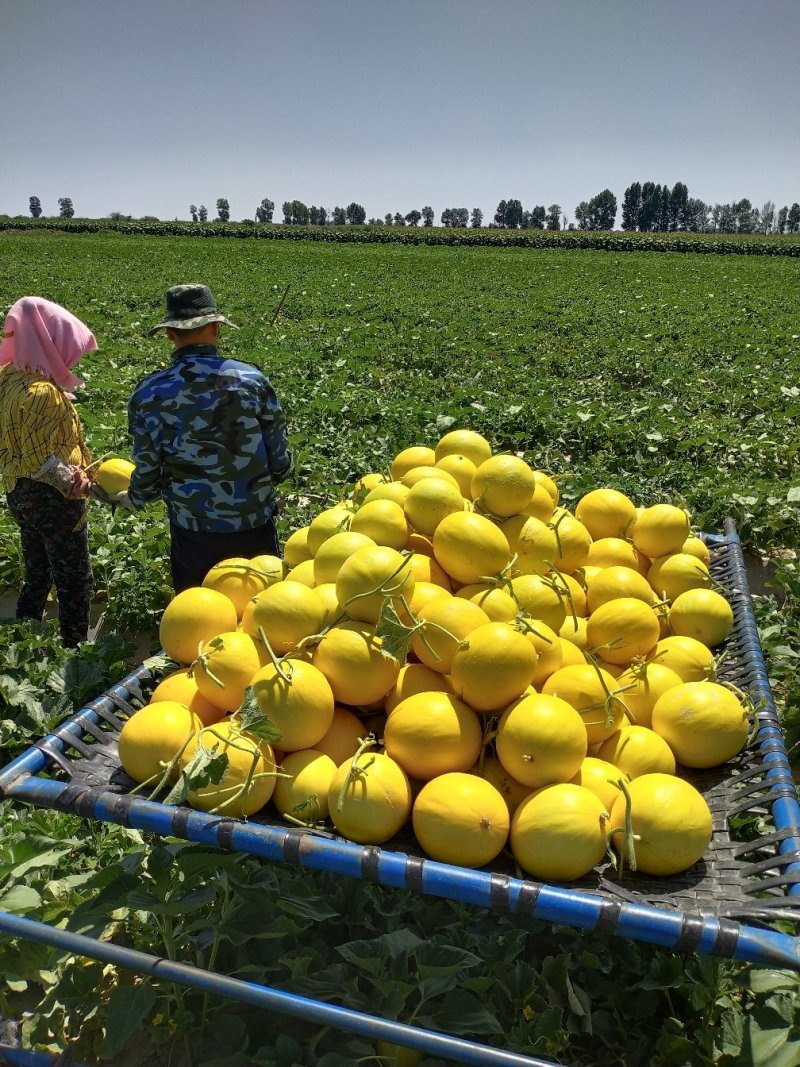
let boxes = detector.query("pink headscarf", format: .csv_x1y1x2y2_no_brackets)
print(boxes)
0,296,97,392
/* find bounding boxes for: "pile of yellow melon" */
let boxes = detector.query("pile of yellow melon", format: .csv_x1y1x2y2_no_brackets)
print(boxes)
117,429,751,883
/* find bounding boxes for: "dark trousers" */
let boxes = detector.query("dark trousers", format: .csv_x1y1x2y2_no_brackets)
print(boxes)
169,517,280,593
6,479,93,647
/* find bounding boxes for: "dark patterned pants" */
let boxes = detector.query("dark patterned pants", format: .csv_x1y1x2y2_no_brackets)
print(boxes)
6,478,93,647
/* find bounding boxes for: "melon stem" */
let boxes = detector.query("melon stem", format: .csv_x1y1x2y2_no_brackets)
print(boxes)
341,553,414,614
207,560,276,578
478,553,517,590
83,451,116,473
605,778,639,875
196,653,225,690
547,565,577,626
281,794,323,829
548,511,567,561
257,626,294,683
416,619,468,662
201,728,290,816
293,610,348,655
584,651,630,727
716,678,759,744
514,612,555,644
128,724,200,801
337,734,377,812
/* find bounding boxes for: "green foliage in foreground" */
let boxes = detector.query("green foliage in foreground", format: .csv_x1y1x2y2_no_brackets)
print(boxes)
1,794,800,1067
0,232,799,1064
2,214,800,255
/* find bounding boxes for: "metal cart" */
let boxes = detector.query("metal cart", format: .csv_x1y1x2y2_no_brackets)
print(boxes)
1,519,798,1065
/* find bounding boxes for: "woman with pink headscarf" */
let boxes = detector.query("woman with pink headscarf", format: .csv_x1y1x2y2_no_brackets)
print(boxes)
0,297,97,646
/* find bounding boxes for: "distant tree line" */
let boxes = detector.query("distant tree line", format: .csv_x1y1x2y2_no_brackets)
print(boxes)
31,196,75,219
492,200,563,230
618,181,799,234
25,188,800,234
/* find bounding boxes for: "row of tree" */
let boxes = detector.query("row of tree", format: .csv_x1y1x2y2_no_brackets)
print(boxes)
26,190,800,234
618,182,798,235
28,196,74,219
185,189,800,234
184,198,566,229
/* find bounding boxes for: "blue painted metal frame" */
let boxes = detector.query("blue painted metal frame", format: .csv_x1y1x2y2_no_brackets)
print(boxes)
712,523,800,904
0,1046,85,1067
3,768,798,970
0,911,550,1067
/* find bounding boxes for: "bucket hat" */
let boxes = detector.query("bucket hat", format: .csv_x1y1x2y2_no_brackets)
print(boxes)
148,284,239,334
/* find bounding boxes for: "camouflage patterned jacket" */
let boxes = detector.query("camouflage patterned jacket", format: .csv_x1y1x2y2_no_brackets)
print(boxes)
126,344,292,532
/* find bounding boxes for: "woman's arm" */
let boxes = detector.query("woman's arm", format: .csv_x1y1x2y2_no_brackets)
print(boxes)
21,382,90,496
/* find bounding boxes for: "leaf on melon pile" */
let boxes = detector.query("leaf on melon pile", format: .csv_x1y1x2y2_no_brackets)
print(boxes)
237,687,282,743
375,599,416,662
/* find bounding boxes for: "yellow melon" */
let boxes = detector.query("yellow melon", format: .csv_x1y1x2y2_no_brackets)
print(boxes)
412,773,510,868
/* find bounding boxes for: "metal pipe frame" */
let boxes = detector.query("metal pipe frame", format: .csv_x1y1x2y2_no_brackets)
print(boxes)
0,911,551,1067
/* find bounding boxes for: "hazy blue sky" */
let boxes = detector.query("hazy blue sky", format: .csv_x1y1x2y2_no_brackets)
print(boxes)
2,0,798,225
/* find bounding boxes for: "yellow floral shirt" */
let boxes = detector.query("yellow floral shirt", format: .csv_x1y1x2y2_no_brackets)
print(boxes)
0,366,91,493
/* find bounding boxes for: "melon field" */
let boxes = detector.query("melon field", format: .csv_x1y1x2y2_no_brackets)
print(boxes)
0,230,799,1066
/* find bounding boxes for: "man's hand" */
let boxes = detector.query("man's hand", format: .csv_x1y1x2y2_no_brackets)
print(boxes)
90,483,132,509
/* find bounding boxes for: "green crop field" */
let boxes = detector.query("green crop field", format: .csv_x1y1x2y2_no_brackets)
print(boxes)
1,231,799,1065
2,232,798,629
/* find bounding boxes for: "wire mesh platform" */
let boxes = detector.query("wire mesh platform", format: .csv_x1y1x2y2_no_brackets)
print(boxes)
1,519,799,970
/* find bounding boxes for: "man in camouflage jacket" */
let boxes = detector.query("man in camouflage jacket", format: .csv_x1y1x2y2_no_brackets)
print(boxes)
121,284,292,591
